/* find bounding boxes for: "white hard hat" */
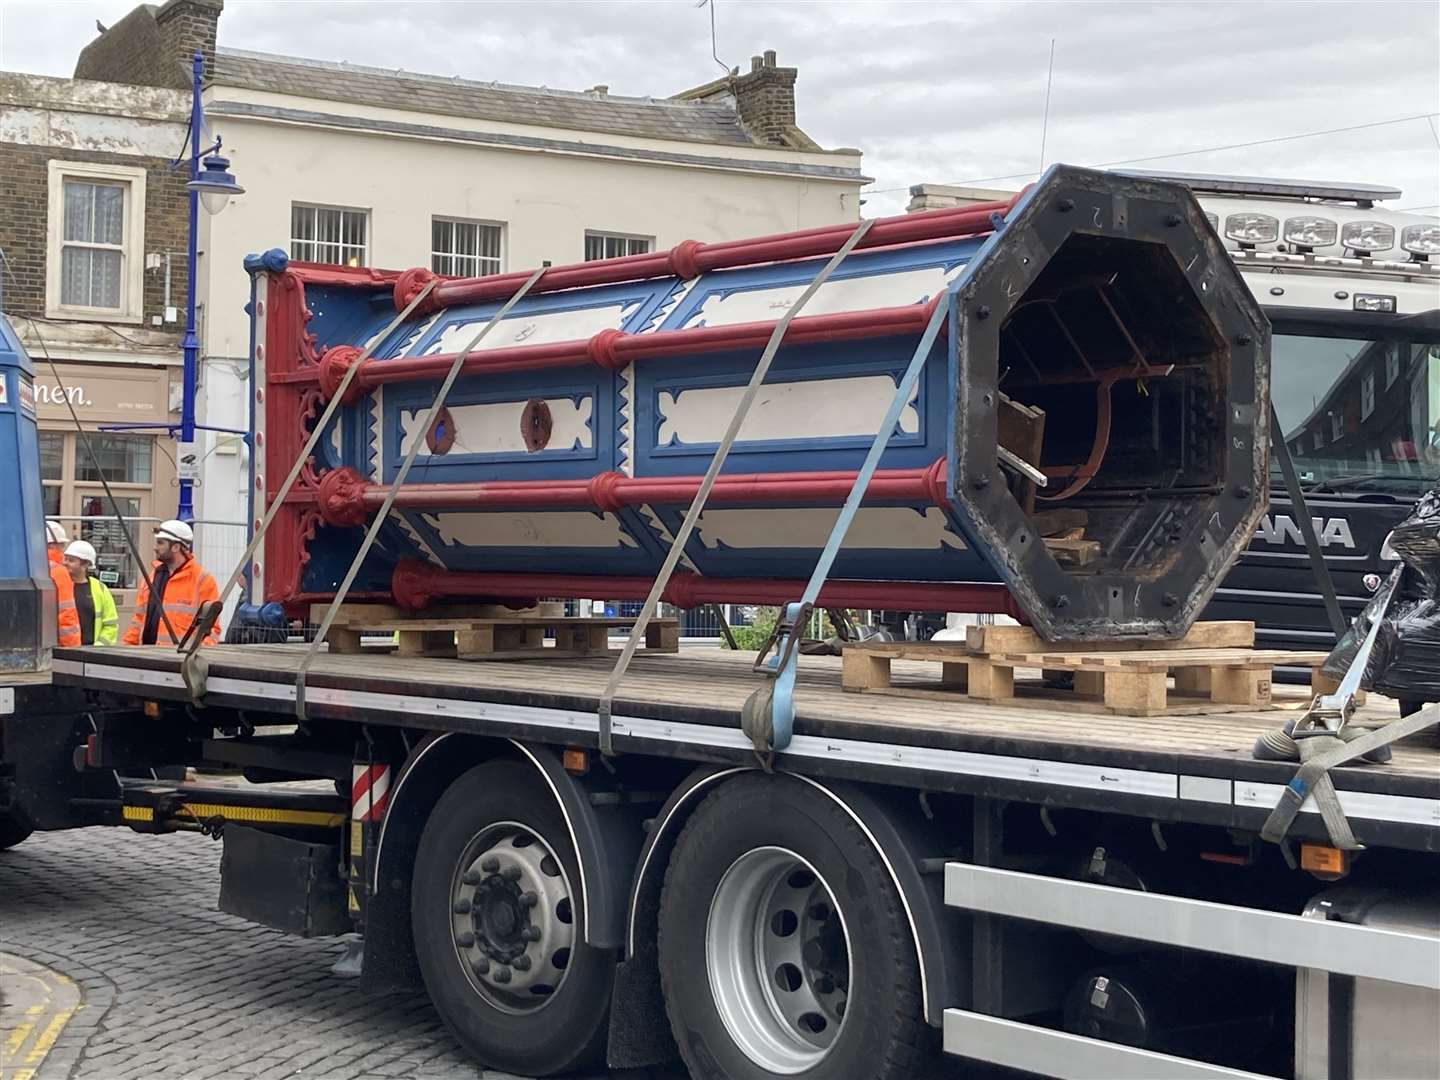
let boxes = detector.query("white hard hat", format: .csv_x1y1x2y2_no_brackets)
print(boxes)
64,540,98,566
156,519,194,546
45,520,68,544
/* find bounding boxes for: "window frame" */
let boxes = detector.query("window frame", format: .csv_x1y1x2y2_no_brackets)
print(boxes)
38,428,159,595
1360,370,1376,420
289,202,370,267
431,216,506,278
583,230,655,262
46,160,148,323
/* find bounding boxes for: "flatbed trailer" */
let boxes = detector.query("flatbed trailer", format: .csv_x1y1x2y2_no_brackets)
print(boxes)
13,640,1435,1080
50,644,1440,853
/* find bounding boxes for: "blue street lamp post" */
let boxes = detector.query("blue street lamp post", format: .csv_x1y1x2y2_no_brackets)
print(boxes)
176,50,245,521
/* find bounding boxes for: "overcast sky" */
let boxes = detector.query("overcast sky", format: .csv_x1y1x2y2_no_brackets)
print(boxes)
2,0,1436,217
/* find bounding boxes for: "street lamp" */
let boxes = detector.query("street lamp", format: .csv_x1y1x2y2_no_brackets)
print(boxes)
187,152,245,216
175,51,244,522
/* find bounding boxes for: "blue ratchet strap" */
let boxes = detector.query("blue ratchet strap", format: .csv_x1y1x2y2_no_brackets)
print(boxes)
595,219,875,757
741,289,954,765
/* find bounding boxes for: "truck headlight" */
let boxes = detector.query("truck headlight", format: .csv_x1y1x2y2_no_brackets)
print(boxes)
1283,216,1338,248
1340,221,1395,254
1224,213,1278,244
1400,224,1440,256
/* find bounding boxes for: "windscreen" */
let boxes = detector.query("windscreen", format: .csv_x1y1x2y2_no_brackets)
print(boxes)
1272,327,1440,497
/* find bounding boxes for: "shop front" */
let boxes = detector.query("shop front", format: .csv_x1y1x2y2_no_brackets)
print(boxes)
36,360,179,612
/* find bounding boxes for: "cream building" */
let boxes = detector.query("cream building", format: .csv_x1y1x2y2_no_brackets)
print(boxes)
72,0,867,553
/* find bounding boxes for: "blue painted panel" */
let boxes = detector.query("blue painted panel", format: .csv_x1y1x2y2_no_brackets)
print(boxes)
661,237,982,332
631,335,949,477
300,520,403,595
644,502,995,583
395,279,680,359
379,369,612,484
394,507,665,576
300,284,395,355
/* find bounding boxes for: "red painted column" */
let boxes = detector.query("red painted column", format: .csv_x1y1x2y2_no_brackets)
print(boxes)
303,296,944,400
390,196,1018,314
311,460,952,525
389,558,1024,619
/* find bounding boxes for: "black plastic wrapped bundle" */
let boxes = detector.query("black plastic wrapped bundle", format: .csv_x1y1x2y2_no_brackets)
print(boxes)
1323,484,1440,701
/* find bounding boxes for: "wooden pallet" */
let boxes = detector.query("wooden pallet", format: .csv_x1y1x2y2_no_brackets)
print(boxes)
841,621,1332,716
317,606,678,660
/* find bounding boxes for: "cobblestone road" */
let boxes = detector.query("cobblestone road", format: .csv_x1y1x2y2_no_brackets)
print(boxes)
0,827,677,1080
0,828,1005,1080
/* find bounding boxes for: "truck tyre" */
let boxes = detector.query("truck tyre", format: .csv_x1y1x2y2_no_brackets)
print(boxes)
658,773,929,1080
410,761,612,1076
0,813,32,851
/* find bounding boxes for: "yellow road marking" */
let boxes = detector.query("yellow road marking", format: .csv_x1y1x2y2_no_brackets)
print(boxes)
2,992,46,1061
0,955,81,1078
3,1019,35,1058
24,1007,76,1063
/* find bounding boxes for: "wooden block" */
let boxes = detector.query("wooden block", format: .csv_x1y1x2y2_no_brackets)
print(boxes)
965,658,1014,701
1030,508,1089,537
646,622,680,652
842,650,892,691
1102,670,1168,714
998,392,1045,515
1211,666,1271,707
1071,670,1105,696
940,661,969,690
558,624,610,653
965,620,1255,655
326,628,364,655
1043,537,1101,567
397,629,454,657
312,602,408,625
456,626,497,654
493,625,528,651
1173,668,1212,695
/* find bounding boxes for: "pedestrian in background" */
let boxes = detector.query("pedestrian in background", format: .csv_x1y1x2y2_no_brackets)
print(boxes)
44,519,81,648
63,540,119,646
123,520,220,646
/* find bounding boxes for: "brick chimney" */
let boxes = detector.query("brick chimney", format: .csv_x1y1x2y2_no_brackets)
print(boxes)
733,50,798,147
75,0,224,90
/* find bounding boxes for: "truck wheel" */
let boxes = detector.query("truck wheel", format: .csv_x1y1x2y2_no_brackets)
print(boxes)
0,813,32,851
410,761,612,1075
658,774,929,1079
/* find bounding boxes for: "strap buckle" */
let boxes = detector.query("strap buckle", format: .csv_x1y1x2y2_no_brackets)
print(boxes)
752,602,813,677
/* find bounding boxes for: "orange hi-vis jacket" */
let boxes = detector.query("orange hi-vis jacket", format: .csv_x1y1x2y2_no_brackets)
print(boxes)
123,556,221,646
49,559,81,648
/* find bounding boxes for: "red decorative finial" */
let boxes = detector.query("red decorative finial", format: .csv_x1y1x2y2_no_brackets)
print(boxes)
316,467,370,527
394,267,441,315
391,557,437,610
317,345,367,404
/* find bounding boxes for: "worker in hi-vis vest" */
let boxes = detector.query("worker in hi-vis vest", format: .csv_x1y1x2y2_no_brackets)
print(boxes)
45,519,81,648
62,540,119,645
123,520,220,647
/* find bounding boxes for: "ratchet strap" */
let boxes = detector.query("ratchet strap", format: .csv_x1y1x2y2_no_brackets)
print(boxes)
177,275,441,694
1260,704,1438,857
1256,567,1440,857
294,267,547,720
742,289,953,766
595,219,875,757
